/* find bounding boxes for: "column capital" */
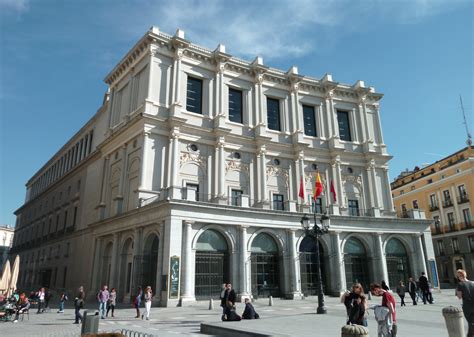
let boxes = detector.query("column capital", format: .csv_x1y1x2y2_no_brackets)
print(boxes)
183,220,195,226
239,225,249,230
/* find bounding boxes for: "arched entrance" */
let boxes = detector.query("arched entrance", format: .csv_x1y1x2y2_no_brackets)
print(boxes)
299,236,326,296
195,229,229,300
101,242,113,286
140,234,159,290
344,237,369,291
119,238,133,301
386,238,410,287
250,233,280,298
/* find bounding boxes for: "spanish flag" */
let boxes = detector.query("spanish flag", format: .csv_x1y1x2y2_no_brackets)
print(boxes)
313,172,323,201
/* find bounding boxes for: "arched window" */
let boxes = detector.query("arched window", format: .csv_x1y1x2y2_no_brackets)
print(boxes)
344,237,369,291
299,236,326,296
386,238,410,288
250,233,280,297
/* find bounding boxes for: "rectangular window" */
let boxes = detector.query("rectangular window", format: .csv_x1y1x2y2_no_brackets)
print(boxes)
228,88,243,123
458,185,466,197
65,242,70,257
313,197,323,214
443,189,451,202
186,183,200,201
267,98,281,131
303,105,317,137
231,189,243,206
462,209,471,227
429,194,437,208
186,77,203,114
434,216,441,233
437,240,444,255
412,200,419,209
452,238,460,254
447,212,455,230
273,194,284,211
63,210,68,230
337,110,352,141
348,199,360,216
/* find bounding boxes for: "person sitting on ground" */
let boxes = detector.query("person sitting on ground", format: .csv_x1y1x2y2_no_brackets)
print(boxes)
343,283,368,327
220,283,227,321
242,298,259,319
13,293,30,323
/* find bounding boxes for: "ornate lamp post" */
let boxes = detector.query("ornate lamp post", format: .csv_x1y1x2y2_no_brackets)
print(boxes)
300,211,330,314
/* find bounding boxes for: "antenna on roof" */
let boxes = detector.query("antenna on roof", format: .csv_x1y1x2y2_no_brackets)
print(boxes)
460,95,472,147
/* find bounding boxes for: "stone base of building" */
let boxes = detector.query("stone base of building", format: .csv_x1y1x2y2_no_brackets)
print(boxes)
237,292,251,302
179,296,197,307
285,292,304,300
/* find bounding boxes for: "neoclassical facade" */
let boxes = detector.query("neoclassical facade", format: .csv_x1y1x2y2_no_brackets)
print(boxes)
11,27,436,306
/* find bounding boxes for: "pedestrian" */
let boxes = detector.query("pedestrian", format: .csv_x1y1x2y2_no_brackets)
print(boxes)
106,288,116,318
242,298,259,319
57,292,68,313
44,288,52,310
342,283,368,327
396,281,406,307
455,269,474,337
142,286,153,320
418,272,432,304
13,293,30,323
97,285,109,319
370,283,397,337
74,286,85,324
133,287,142,319
407,277,417,305
223,283,237,321
220,283,227,321
381,280,390,291
36,287,45,314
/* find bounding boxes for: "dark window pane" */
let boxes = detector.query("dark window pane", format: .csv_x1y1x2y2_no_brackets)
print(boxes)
337,110,351,141
348,199,359,216
273,194,284,211
229,88,243,123
231,189,243,206
267,98,281,131
303,105,317,136
186,77,203,114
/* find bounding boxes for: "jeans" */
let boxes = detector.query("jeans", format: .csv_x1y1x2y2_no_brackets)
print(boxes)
99,302,107,318
463,308,474,337
409,292,417,305
58,301,64,312
106,304,115,317
74,305,83,323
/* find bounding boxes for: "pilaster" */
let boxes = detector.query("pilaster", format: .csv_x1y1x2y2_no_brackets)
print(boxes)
180,221,196,305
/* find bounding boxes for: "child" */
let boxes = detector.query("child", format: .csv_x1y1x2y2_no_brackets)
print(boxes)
57,292,68,313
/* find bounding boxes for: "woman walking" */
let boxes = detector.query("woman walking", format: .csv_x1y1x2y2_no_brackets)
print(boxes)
106,288,117,317
74,286,85,324
142,286,153,320
133,287,142,319
57,292,68,313
342,283,368,327
396,281,406,306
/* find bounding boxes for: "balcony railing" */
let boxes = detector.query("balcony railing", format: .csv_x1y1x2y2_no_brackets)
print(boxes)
457,193,469,204
429,204,439,212
443,199,454,208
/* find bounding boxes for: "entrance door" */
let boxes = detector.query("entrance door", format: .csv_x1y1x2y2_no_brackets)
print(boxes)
386,238,410,287
299,236,326,296
194,230,229,299
344,237,369,290
250,233,281,298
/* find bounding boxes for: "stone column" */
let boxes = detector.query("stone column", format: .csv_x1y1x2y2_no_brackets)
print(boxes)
331,156,344,209
367,160,381,214
331,231,346,294
98,156,110,219
257,145,268,207
416,234,428,275
147,47,157,100
288,229,302,298
325,91,337,137
330,160,341,215
238,226,249,299
376,233,389,287
139,132,151,192
365,162,377,213
110,233,120,288
382,167,395,212
180,222,196,305
161,217,184,307
373,103,385,145
117,144,128,214
168,129,181,199
170,49,184,116
357,99,367,143
216,137,226,203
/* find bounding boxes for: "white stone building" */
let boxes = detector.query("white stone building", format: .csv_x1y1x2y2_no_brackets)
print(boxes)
0,225,14,268
11,27,437,306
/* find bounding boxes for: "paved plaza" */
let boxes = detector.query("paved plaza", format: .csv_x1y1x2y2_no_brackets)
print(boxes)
0,289,467,337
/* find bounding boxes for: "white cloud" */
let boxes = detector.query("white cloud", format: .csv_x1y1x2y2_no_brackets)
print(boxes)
0,0,29,14
106,0,469,60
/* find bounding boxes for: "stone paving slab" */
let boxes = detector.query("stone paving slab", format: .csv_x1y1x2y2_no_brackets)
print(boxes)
0,289,467,337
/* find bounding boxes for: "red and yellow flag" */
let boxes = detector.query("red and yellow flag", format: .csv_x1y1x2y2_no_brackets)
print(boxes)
313,172,323,201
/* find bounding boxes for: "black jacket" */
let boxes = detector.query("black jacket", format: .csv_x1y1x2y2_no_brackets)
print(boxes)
225,289,236,305
242,303,259,319
419,276,429,290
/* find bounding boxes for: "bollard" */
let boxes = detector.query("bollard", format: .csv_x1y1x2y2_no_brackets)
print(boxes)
81,310,99,335
442,306,465,337
268,296,273,306
341,325,369,337
208,298,214,310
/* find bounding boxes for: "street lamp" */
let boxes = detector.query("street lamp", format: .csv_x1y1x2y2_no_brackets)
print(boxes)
300,209,330,314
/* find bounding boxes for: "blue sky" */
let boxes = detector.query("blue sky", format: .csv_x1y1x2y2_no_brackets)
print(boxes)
0,0,472,226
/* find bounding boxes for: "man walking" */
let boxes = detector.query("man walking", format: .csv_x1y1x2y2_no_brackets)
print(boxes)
371,283,397,337
74,286,85,324
97,285,109,319
407,277,417,305
418,272,432,304
456,269,474,337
